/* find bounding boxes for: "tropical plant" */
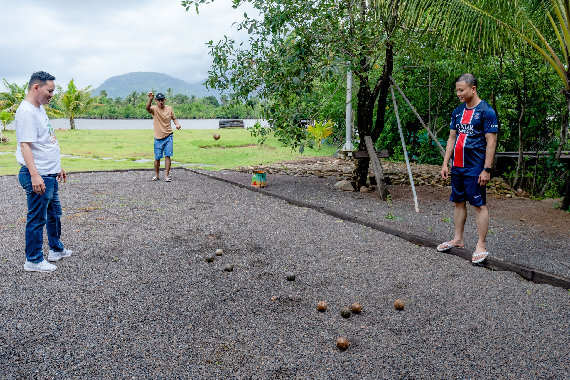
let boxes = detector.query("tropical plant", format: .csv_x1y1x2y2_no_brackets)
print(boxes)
307,119,334,149
57,79,97,129
0,109,14,131
0,79,27,117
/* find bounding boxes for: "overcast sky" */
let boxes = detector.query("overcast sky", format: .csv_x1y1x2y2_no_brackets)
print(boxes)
0,0,249,91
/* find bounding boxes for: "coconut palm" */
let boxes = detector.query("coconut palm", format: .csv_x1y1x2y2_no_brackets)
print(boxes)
58,79,96,130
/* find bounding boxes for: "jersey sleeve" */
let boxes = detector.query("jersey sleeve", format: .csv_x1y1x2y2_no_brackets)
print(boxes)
15,109,38,143
483,108,499,133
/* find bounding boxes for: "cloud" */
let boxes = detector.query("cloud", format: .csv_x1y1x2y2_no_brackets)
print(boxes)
0,0,250,91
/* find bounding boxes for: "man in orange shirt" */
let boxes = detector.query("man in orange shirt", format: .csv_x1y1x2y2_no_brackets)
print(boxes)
146,92,181,182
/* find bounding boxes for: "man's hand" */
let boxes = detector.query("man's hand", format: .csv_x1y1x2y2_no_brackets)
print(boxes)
147,92,154,100
478,170,491,186
176,124,181,130
31,173,45,194
440,165,449,180
58,169,67,183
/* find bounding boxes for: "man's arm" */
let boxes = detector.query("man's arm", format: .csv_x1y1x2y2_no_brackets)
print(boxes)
478,132,497,186
20,142,45,194
172,113,181,130
440,129,457,180
146,92,154,114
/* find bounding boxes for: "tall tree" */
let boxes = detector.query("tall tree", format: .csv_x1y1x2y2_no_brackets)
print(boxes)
57,79,96,130
183,0,426,192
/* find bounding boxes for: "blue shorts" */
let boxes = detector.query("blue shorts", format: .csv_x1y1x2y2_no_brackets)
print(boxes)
450,167,486,207
154,134,173,160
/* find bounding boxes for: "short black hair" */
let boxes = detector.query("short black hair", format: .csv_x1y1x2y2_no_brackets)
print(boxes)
456,73,477,87
28,71,56,90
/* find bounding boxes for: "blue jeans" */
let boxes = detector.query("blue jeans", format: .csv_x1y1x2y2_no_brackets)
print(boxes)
18,166,65,263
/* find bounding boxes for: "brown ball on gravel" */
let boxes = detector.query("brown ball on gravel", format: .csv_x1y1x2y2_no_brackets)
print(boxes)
336,337,349,350
224,264,234,272
215,248,224,256
351,302,362,314
286,273,296,281
394,299,405,310
340,306,351,318
205,254,215,263
317,301,327,312
213,133,220,140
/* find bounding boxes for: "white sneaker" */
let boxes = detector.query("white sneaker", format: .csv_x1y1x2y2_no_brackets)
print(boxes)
48,248,73,262
24,259,57,272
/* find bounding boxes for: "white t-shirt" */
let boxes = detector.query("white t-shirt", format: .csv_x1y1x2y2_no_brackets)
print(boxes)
15,100,61,175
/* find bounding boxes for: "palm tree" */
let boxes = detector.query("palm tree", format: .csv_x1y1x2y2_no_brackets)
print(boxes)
57,79,96,129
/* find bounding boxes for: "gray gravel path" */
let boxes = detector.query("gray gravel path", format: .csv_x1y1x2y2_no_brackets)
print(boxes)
212,170,570,280
1,169,569,379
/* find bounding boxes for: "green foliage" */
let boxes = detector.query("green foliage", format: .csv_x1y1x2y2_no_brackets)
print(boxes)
307,120,334,149
0,110,14,131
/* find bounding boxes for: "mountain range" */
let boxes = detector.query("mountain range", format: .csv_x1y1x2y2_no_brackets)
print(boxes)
92,72,219,99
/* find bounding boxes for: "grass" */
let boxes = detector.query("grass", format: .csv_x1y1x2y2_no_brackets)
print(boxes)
0,129,337,175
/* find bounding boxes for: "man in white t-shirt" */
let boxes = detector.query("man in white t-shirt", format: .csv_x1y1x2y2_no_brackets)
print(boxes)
16,71,73,272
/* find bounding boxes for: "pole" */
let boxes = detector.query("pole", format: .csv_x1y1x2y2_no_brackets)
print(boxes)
342,68,354,152
390,85,420,213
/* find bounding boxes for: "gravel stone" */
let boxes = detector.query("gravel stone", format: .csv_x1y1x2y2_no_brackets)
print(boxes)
0,169,569,379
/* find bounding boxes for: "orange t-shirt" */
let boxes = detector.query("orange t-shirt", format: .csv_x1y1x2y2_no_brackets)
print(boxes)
149,105,176,139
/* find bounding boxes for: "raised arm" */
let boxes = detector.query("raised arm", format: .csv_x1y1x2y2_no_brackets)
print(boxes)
146,92,154,114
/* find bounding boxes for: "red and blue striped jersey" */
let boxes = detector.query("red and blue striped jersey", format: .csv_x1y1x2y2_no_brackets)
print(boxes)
449,100,498,171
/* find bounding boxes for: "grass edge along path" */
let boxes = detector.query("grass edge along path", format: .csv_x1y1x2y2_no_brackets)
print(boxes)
0,129,337,175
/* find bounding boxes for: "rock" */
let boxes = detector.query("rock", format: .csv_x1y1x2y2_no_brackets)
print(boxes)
360,186,372,193
334,180,354,192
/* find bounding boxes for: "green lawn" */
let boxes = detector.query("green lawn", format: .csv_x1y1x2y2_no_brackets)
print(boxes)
0,129,337,175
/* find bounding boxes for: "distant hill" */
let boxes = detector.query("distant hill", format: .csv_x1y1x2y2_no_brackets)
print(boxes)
92,72,219,99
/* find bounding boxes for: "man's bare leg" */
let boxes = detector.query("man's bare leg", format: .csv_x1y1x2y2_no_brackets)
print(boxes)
473,205,489,254
154,159,160,179
165,156,171,178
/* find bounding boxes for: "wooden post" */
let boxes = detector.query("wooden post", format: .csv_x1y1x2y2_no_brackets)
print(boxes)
364,135,388,200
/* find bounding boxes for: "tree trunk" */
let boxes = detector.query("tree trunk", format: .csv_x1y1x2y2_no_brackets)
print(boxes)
70,116,75,130
351,55,374,191
561,175,570,211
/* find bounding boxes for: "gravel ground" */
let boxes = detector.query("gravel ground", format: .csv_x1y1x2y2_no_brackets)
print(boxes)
214,169,570,280
1,168,569,379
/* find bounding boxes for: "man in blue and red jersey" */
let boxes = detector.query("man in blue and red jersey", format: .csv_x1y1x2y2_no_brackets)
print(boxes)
437,73,498,264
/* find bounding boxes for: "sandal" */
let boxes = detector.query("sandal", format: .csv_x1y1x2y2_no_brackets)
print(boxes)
436,241,465,252
151,176,159,181
165,176,172,182
472,251,489,264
